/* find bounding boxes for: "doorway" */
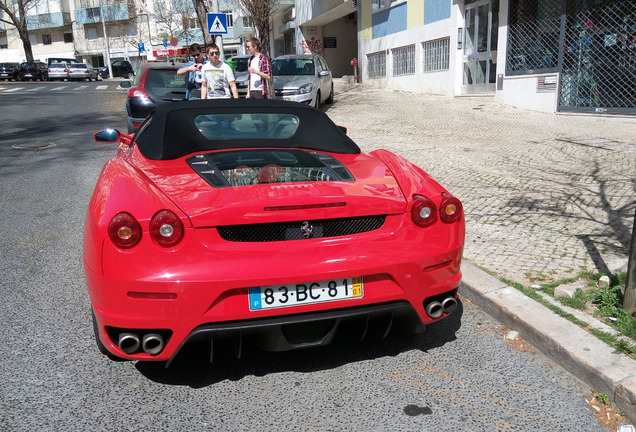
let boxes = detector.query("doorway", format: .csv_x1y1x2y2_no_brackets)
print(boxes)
462,0,499,94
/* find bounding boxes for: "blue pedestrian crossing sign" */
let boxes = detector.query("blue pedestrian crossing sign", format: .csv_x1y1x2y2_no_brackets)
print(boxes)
207,13,228,35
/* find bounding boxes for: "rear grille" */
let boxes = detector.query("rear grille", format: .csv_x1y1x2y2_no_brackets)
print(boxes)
217,215,386,242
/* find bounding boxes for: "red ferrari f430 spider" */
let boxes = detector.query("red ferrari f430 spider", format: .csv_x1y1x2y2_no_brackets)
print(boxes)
84,99,465,365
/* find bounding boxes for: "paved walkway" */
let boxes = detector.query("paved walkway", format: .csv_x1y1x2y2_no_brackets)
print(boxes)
328,80,636,286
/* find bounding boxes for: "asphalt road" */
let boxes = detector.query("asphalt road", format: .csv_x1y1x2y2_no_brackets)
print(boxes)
0,83,609,431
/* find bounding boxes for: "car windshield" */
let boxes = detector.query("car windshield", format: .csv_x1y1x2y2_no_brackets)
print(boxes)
233,57,249,75
272,59,315,76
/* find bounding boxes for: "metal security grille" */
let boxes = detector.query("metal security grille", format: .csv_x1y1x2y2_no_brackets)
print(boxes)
507,0,636,114
422,38,450,72
367,51,386,78
392,45,415,76
506,0,561,74
559,0,636,113
217,216,386,242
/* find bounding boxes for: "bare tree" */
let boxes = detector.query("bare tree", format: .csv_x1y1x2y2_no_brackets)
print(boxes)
236,0,276,58
236,0,277,98
191,0,211,45
0,0,39,61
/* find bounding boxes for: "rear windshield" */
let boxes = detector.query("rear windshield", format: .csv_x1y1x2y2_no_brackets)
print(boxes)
188,149,354,187
50,63,67,68
70,64,87,69
145,69,187,101
195,113,299,140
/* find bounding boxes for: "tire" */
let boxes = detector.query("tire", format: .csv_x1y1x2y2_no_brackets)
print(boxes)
313,91,321,109
326,83,334,104
88,77,92,82
126,72,134,79
92,309,127,361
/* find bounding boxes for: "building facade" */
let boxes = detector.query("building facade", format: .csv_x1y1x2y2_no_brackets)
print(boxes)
3,0,634,115
0,0,252,69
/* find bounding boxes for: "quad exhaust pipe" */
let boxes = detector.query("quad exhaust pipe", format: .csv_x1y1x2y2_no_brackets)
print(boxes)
118,333,140,354
424,295,458,319
142,334,165,356
118,332,165,356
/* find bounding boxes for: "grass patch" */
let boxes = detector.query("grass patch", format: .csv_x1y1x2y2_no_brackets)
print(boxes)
474,264,636,358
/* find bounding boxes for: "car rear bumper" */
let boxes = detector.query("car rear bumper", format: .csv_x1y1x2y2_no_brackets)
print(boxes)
86,216,464,363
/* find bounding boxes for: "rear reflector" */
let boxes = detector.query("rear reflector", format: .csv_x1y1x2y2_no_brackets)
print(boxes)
264,202,347,211
127,292,177,300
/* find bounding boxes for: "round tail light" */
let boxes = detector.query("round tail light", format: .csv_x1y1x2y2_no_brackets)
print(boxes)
150,210,184,247
411,195,438,227
108,212,142,249
440,193,463,223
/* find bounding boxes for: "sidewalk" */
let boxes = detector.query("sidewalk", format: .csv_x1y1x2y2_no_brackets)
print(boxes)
328,79,636,422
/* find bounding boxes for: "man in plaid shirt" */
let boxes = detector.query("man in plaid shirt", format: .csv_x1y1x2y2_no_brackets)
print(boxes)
246,37,272,99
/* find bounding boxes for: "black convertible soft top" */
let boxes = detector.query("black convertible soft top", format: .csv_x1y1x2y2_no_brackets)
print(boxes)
133,99,361,160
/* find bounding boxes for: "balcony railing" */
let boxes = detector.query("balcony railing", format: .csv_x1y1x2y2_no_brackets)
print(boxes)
26,12,72,30
74,2,130,25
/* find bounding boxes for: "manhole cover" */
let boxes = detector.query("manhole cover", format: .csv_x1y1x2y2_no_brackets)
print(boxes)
12,142,57,151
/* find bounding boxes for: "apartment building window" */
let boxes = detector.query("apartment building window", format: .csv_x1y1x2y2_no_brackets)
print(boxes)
183,17,200,30
225,12,233,28
64,32,73,43
43,34,52,45
87,7,100,19
392,45,415,76
86,27,98,40
422,38,450,72
367,51,386,78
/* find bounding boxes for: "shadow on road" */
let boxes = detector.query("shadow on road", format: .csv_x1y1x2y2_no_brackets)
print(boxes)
135,299,464,387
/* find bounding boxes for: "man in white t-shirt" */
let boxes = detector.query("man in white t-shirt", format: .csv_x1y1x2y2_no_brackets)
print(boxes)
201,43,239,99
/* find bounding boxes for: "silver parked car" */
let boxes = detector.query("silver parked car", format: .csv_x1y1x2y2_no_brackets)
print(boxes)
271,54,334,108
68,63,99,81
47,63,70,81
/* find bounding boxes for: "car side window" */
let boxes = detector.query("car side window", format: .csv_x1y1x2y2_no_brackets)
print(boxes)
319,58,329,72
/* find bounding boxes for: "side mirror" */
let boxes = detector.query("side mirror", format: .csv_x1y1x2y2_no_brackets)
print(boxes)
94,128,121,143
119,81,131,88
319,70,330,77
337,126,348,135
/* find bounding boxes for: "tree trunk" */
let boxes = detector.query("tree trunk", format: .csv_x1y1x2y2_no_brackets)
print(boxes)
622,206,636,312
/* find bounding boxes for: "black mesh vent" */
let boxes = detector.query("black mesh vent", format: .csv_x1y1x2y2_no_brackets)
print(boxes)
217,216,386,242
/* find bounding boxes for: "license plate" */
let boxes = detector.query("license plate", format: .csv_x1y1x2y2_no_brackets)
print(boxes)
249,276,363,310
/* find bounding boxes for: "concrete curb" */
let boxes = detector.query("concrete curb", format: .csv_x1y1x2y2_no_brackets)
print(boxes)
459,261,636,423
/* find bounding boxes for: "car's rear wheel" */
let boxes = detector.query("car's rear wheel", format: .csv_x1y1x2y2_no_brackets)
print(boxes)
92,309,127,361
126,72,134,79
88,77,92,82
326,83,334,104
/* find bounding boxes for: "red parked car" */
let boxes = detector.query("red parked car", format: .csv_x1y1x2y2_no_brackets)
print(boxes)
85,99,465,365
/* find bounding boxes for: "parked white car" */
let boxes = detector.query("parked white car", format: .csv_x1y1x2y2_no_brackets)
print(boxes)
272,54,334,108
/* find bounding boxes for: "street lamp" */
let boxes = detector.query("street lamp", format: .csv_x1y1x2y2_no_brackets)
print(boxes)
99,0,113,79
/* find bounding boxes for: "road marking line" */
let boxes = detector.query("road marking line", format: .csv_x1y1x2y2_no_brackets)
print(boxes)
75,85,88,91
51,86,68,91
3,87,23,92
95,85,108,90
26,87,39,92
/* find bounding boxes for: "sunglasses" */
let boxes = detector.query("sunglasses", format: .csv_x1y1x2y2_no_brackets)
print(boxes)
192,53,201,57
208,51,220,56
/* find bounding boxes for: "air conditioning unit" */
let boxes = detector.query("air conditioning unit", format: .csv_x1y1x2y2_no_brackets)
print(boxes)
283,7,295,24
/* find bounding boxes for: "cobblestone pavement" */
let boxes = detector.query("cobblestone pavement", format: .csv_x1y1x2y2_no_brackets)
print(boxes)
327,80,636,286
